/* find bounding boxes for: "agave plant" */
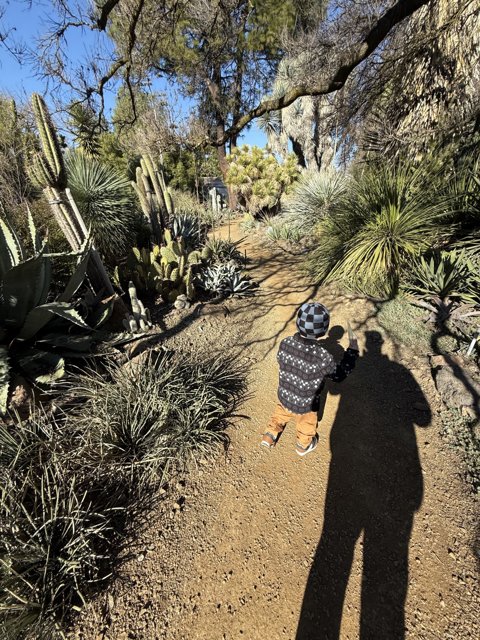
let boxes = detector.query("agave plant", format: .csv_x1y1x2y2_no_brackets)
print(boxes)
404,249,480,324
204,238,244,265
171,213,203,248
198,262,255,297
66,151,138,262
0,207,100,414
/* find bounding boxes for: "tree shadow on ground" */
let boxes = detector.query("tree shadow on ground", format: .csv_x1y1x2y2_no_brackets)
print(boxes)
296,330,432,640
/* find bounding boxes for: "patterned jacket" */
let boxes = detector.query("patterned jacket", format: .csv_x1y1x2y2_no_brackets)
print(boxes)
277,333,358,414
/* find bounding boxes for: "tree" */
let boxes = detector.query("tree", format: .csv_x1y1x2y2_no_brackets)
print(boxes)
29,0,436,158
108,0,327,204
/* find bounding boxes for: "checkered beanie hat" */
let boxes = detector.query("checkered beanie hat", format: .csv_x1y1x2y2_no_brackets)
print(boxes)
296,302,330,339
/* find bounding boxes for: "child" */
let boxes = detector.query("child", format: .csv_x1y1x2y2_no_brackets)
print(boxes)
262,302,359,456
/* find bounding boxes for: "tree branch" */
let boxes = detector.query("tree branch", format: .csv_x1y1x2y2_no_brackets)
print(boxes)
96,0,123,31
214,0,433,146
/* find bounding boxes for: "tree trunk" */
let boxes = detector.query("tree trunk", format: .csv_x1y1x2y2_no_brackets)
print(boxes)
290,138,307,168
216,122,237,210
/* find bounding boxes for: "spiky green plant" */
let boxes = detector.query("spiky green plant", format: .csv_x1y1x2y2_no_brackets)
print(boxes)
69,351,246,483
0,412,114,639
65,151,138,262
0,207,106,414
306,164,451,298
284,169,349,227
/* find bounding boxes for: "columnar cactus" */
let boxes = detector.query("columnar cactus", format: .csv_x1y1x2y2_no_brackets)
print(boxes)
131,154,175,244
28,94,114,297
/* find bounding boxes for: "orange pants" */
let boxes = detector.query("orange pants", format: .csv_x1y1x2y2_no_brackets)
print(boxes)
267,402,317,447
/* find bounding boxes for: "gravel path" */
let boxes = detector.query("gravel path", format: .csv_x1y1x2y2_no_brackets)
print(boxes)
72,223,479,640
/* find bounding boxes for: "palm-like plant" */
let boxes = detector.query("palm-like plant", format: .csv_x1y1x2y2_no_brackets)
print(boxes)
307,164,451,298
66,151,138,262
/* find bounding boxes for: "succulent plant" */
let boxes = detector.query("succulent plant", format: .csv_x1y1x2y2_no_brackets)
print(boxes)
28,93,114,297
198,261,255,297
123,282,153,333
0,207,103,414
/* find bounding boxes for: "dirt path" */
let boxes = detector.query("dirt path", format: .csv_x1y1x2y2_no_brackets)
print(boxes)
73,223,479,640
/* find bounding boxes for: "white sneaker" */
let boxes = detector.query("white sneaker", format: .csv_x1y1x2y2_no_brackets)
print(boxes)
296,434,319,457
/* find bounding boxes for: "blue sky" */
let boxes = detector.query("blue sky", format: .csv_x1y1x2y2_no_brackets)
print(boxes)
0,0,266,146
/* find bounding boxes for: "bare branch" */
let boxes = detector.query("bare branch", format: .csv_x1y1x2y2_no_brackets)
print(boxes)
214,0,433,146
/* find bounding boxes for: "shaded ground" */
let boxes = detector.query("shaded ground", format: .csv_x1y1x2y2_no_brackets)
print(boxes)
71,223,479,640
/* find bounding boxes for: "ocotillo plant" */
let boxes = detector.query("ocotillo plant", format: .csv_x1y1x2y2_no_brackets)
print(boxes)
131,154,174,244
28,93,114,296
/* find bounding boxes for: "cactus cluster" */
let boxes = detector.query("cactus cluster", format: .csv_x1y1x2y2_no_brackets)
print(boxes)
129,230,212,303
123,282,152,333
132,154,175,244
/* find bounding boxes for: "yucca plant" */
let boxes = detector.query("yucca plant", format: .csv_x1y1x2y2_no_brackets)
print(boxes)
66,151,138,263
307,164,451,298
284,169,349,228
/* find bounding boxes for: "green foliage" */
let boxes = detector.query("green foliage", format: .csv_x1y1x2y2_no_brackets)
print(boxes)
0,208,102,413
204,238,244,265
405,250,479,305
198,261,255,297
131,154,174,243
65,151,138,263
284,169,349,228
71,352,246,482
0,413,114,639
226,145,300,215
0,347,245,637
126,229,206,301
29,94,67,190
171,213,204,248
306,164,451,298
67,102,104,157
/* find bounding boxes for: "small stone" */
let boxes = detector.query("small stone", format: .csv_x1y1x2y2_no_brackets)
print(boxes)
137,554,145,562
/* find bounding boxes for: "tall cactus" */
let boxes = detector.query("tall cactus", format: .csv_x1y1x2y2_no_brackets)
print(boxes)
131,154,175,244
28,94,114,297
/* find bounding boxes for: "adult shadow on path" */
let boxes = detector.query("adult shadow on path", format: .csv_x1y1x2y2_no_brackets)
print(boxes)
296,330,432,640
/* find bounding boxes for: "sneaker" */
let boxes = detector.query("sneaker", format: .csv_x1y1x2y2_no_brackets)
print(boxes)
296,434,319,457
261,431,279,449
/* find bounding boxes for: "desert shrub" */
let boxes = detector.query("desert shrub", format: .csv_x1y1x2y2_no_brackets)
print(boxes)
66,151,139,263
262,214,304,245
0,350,246,637
283,169,349,228
0,413,114,640
226,145,299,215
306,163,451,298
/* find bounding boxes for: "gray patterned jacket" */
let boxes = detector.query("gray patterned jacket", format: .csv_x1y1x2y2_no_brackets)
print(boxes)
277,333,358,414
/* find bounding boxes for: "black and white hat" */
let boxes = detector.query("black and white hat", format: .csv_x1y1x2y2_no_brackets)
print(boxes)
296,302,330,339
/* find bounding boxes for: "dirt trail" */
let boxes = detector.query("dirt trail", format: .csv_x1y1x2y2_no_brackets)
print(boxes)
74,223,479,640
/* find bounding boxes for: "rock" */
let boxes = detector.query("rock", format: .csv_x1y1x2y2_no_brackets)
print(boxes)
431,355,480,411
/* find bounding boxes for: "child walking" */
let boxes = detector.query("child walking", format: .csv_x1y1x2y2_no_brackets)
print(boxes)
262,302,359,456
